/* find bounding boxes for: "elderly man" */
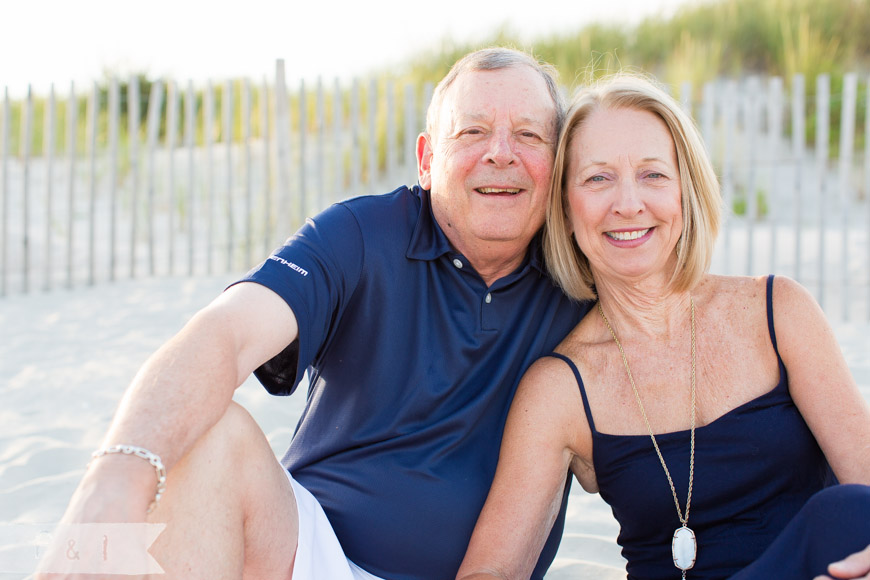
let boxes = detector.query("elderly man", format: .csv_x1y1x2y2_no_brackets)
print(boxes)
50,48,587,580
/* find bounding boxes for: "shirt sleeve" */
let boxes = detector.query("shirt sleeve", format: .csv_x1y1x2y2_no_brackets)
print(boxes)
231,202,365,395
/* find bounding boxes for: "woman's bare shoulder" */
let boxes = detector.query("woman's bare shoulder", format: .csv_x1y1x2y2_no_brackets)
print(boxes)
694,274,772,318
696,273,768,298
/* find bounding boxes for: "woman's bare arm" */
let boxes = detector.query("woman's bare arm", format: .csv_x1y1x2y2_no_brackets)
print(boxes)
457,356,591,580
772,276,870,484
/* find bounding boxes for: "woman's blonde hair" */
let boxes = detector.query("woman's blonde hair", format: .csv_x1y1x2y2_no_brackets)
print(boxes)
543,73,722,301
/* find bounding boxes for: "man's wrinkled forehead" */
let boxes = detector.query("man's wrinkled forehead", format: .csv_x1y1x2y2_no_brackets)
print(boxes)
430,66,559,138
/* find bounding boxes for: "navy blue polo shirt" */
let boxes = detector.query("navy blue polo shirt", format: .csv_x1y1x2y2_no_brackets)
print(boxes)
236,185,587,580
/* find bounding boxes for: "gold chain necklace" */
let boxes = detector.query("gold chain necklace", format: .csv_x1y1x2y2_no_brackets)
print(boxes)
597,297,697,579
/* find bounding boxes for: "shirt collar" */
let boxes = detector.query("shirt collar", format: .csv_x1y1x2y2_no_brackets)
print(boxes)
405,186,456,261
406,186,546,275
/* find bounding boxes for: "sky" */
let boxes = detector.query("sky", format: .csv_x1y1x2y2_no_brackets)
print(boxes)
1,0,694,97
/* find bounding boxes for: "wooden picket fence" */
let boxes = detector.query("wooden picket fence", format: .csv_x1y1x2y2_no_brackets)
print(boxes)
0,61,432,296
1,64,869,321
687,74,870,322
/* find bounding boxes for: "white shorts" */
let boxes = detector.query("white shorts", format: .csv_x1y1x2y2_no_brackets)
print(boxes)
287,470,386,580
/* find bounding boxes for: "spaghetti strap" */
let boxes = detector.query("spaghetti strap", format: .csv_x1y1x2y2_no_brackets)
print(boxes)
545,353,598,434
765,274,779,354
765,274,789,363
765,274,789,394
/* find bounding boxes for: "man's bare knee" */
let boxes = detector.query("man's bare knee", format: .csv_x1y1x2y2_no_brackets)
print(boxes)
199,402,271,464
145,402,298,580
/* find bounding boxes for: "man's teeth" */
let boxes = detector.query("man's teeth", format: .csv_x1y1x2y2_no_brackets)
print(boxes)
478,187,521,194
606,229,650,241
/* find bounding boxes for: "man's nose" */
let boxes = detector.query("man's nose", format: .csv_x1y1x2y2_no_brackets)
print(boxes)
484,130,517,166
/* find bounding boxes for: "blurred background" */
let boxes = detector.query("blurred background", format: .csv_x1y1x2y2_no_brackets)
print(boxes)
1,0,869,320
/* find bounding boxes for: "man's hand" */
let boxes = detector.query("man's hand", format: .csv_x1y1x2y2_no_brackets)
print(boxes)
33,282,299,579
32,455,155,580
815,545,870,580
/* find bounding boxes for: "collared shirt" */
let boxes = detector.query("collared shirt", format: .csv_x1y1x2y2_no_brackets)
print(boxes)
236,185,587,580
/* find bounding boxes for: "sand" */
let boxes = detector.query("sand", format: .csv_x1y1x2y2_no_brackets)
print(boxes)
1,273,868,579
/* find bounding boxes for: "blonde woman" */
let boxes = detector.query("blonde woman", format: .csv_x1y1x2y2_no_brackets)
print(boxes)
457,75,870,580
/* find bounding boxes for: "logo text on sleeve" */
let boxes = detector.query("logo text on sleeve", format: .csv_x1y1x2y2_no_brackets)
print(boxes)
269,255,309,277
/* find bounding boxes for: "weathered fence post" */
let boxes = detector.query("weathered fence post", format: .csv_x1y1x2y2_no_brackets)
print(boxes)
766,76,784,275
316,77,325,212
679,81,692,113
21,86,32,293
838,73,857,321
815,74,830,310
865,75,870,321
743,76,761,275
367,78,377,192
404,83,417,182
43,85,56,291
386,80,396,184
351,78,361,196
204,80,215,274
184,80,196,276
108,77,120,282
274,60,291,246
299,79,307,224
128,75,140,279
242,78,253,269
423,83,433,125
700,82,714,149
720,80,737,275
66,82,78,288
145,80,164,277
260,76,272,257
86,82,99,285
166,80,179,275
223,79,234,273
791,74,805,283
332,77,343,204
1,88,8,297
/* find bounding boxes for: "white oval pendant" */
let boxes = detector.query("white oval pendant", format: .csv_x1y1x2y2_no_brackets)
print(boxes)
672,526,697,571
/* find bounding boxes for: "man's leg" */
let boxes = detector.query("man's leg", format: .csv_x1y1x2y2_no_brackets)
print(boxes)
145,402,298,580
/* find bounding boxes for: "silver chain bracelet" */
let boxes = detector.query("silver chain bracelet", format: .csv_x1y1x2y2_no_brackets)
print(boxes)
91,444,167,514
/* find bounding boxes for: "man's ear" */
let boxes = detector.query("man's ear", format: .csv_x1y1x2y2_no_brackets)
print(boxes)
416,132,433,190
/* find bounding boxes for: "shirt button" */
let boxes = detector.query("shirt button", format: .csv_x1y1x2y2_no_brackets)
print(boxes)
452,258,463,269
485,293,492,304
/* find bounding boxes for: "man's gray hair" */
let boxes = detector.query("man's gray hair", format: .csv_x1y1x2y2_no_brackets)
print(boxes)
425,47,566,139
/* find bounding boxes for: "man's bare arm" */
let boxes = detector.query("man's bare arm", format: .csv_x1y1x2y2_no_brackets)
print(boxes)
61,282,298,522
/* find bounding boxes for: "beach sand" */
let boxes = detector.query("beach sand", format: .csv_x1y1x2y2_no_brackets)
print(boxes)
1,274,867,579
